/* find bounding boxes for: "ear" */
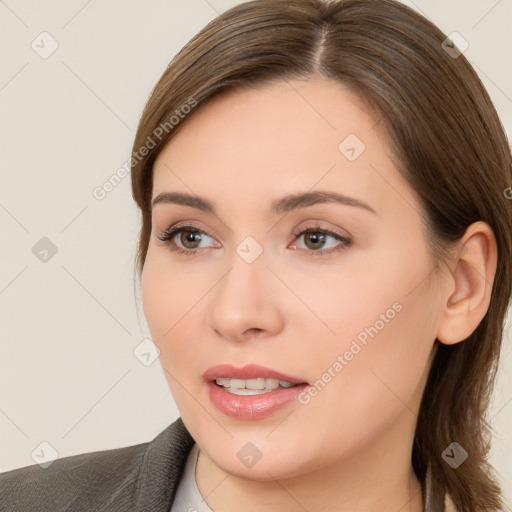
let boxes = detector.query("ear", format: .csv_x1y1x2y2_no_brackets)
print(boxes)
436,221,498,345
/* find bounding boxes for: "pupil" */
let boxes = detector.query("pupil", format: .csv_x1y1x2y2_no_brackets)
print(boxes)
182,230,200,248
307,232,325,249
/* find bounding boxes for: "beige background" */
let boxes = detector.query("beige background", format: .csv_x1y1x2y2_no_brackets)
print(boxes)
1,0,511,506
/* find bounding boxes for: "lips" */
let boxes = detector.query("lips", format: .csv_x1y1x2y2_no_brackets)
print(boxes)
204,364,310,420
203,363,308,385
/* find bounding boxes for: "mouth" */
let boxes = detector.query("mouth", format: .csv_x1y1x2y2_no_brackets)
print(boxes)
214,377,300,395
204,363,308,387
204,364,310,420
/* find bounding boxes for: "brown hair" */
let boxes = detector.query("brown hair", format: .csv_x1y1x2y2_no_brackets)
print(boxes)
130,1,512,510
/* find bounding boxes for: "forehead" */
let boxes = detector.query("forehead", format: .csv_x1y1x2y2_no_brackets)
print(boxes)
151,77,416,218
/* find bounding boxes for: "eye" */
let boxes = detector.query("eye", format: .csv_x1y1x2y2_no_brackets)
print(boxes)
157,222,218,256
290,222,352,257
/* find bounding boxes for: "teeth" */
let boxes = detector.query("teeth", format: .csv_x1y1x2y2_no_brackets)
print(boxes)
246,378,265,390
215,377,298,394
230,378,246,389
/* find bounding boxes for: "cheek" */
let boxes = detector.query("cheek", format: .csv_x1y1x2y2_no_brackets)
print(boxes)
141,251,211,381
141,249,196,340
141,256,168,339
282,297,434,474
297,244,437,416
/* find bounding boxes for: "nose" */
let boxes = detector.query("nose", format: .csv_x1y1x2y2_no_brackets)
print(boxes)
207,246,285,343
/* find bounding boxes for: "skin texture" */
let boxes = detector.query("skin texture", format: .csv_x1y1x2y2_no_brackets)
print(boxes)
141,76,497,512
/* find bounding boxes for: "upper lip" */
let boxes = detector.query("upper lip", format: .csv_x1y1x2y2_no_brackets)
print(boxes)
204,364,308,384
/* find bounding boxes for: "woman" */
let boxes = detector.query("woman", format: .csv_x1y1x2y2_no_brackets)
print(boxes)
1,0,510,511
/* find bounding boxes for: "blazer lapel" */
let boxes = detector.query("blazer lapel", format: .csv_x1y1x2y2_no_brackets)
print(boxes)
133,417,195,512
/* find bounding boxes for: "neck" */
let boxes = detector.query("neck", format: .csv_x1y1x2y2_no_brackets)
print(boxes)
195,409,424,512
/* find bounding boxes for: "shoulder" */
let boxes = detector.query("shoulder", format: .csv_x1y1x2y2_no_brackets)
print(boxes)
0,417,195,512
0,437,149,512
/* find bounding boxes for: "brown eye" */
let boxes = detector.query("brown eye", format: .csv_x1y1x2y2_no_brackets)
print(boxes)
290,224,352,257
302,231,328,250
158,224,218,256
179,230,203,249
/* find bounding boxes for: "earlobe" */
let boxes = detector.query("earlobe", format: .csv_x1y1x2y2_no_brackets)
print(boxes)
436,221,498,345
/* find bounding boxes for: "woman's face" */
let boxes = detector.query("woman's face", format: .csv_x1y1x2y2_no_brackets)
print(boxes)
142,76,445,480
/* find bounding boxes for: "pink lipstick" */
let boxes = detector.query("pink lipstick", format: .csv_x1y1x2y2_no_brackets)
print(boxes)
204,364,309,420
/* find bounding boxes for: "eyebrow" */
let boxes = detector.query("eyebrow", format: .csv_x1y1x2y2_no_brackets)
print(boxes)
151,190,377,215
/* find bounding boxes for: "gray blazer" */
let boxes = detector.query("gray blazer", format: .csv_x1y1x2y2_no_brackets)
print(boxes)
0,417,195,512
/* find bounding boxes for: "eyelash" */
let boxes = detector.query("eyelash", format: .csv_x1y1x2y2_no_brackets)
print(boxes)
157,222,352,258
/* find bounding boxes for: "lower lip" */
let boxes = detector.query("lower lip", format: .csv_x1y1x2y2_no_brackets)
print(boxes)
207,381,309,420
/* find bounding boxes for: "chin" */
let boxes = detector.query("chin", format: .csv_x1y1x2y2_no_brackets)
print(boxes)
213,451,307,482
